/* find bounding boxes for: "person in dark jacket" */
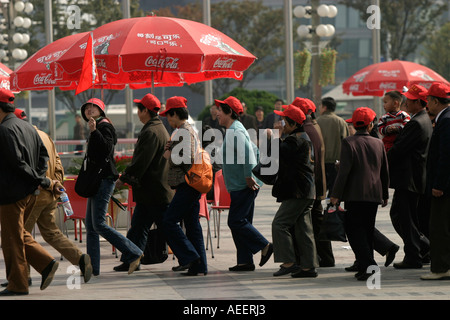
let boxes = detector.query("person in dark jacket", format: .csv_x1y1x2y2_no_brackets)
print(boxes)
331,107,389,281
270,104,318,278
291,97,335,267
0,89,62,296
420,82,450,280
388,84,433,269
113,94,174,271
81,98,143,276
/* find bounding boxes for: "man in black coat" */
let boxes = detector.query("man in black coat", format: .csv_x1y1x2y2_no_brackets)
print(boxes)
0,89,61,295
387,84,433,269
420,82,450,280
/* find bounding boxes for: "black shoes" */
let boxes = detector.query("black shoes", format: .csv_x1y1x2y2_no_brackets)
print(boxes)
0,289,28,296
345,261,359,272
384,245,400,267
229,264,255,272
273,264,300,276
259,243,273,267
79,254,93,283
40,259,59,290
114,263,140,272
291,268,318,278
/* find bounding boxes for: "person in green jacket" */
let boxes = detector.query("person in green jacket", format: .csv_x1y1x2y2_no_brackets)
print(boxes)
114,93,174,272
316,97,349,196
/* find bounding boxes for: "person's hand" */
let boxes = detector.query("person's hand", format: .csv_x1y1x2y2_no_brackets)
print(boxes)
382,199,388,207
163,149,171,160
245,177,260,191
88,117,96,132
330,197,339,206
53,180,64,196
115,179,124,190
432,188,444,197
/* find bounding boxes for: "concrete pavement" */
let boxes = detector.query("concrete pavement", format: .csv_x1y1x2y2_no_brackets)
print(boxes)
1,185,449,304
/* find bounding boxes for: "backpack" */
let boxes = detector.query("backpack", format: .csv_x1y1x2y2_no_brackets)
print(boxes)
184,148,213,194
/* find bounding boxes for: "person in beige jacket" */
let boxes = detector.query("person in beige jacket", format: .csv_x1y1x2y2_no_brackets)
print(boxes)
316,97,349,196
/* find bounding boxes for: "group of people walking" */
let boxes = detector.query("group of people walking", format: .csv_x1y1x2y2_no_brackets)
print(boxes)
0,80,449,296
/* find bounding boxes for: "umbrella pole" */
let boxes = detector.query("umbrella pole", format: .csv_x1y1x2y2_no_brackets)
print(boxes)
151,71,154,95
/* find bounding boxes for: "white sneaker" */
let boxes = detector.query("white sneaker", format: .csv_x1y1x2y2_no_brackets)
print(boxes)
420,270,450,280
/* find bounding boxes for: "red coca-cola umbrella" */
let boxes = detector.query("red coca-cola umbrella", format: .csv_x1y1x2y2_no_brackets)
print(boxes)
342,60,450,97
11,16,256,91
0,62,14,91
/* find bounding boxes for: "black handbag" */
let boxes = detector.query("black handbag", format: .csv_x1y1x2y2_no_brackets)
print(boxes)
318,203,347,242
252,153,278,185
74,155,106,198
141,225,169,265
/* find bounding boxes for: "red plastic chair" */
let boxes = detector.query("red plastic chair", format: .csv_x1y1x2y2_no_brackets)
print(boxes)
62,178,87,243
199,193,214,258
209,170,231,248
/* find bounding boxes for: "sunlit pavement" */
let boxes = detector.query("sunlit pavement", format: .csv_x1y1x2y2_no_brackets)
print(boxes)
1,185,449,305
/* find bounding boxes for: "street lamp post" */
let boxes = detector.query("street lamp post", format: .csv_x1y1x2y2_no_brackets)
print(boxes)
0,0,33,68
294,2,337,108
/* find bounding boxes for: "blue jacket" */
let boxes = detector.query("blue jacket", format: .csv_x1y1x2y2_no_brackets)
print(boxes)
221,120,261,192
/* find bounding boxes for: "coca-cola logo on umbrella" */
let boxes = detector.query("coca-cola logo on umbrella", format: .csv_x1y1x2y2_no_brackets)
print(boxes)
144,56,179,70
410,70,435,81
200,34,242,55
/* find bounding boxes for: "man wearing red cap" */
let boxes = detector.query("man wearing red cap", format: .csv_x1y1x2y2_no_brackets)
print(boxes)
291,97,334,267
271,105,319,278
113,94,174,271
421,82,450,280
216,96,273,272
0,89,61,295
387,84,433,269
331,107,389,281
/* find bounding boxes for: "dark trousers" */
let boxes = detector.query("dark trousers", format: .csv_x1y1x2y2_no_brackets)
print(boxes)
429,195,450,273
325,163,337,197
390,189,429,265
228,188,269,265
163,183,207,273
120,202,169,264
311,199,335,266
344,201,378,273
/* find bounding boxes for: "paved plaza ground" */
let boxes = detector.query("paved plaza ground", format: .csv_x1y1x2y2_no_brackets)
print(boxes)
0,185,448,315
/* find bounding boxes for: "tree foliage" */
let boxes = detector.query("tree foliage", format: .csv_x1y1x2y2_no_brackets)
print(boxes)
340,0,447,60
423,22,450,81
155,0,285,98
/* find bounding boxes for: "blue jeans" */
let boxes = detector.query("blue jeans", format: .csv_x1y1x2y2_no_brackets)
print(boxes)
85,178,143,275
162,183,207,273
120,202,168,263
228,188,269,265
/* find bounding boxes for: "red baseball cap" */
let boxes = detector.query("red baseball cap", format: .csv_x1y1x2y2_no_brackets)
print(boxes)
159,96,187,117
274,104,306,125
420,82,450,99
352,107,377,128
402,84,427,102
214,96,243,115
134,93,161,112
81,98,106,122
14,108,27,120
290,97,316,114
0,88,15,104
345,118,352,124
